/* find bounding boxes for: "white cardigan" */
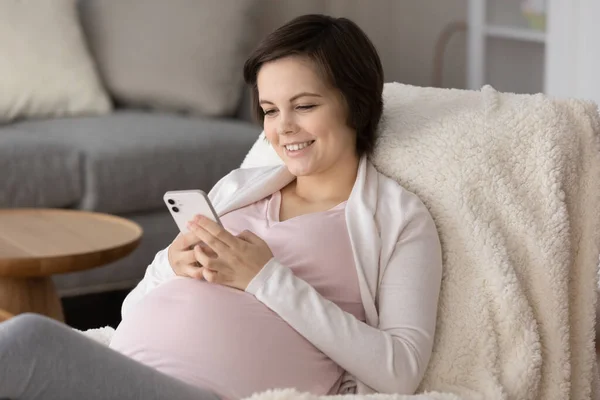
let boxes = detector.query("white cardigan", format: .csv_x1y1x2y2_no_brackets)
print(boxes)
121,156,443,395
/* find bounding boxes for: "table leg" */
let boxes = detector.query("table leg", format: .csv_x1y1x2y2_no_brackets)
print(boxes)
0,277,64,321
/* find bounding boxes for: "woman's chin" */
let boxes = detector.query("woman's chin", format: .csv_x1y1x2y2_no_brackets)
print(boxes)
285,160,315,177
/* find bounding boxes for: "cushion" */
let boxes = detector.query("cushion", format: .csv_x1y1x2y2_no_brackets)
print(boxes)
0,128,82,208
13,111,262,214
79,0,259,117
0,0,112,123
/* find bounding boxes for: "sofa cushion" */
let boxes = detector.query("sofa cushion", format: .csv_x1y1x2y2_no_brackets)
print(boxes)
0,129,82,208
79,0,259,117
0,0,111,123
12,111,261,214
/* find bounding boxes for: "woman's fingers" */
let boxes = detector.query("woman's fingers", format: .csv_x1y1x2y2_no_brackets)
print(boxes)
193,245,233,280
192,216,238,249
201,267,229,284
174,231,202,251
193,245,224,270
169,231,220,281
178,248,199,265
237,230,262,244
202,268,218,283
193,245,211,267
180,264,205,280
187,223,228,254
198,242,218,258
174,249,205,279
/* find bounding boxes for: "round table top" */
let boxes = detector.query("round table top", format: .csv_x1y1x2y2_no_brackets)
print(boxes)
0,209,143,278
0,308,14,322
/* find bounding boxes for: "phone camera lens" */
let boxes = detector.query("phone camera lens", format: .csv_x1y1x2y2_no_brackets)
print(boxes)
172,207,179,213
167,199,175,205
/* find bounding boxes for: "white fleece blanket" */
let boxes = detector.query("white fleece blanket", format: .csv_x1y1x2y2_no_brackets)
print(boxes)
80,84,600,400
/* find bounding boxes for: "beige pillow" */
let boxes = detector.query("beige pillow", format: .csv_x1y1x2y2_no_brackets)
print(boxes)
0,0,112,123
80,0,259,117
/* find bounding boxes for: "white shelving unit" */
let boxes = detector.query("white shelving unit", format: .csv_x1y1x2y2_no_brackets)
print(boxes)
485,25,546,43
469,0,600,105
467,0,547,94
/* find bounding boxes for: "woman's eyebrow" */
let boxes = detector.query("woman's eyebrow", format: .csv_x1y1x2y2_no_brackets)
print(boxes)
259,92,322,105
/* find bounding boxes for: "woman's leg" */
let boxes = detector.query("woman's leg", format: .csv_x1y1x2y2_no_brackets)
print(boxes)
0,313,220,400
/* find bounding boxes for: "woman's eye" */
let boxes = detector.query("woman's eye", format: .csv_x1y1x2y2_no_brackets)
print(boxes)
296,105,315,111
263,109,277,116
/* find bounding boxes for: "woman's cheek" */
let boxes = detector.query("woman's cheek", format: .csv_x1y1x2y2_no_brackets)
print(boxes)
264,129,277,146
263,128,280,152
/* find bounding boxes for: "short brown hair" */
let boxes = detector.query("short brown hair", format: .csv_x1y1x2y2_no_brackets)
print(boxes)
243,14,384,156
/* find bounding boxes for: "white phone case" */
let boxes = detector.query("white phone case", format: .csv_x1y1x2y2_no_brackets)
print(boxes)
163,190,221,234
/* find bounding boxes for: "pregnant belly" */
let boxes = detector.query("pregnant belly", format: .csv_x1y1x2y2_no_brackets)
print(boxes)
110,277,342,400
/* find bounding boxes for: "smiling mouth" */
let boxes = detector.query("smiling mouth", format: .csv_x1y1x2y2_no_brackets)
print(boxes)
283,140,315,152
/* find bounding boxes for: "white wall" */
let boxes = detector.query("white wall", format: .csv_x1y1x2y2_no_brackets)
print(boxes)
546,0,600,105
256,0,468,89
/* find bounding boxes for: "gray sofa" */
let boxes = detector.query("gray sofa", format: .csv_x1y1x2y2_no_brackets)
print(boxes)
0,0,263,298
1,104,261,297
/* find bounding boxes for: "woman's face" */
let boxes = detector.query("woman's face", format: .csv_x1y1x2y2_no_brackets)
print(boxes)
257,56,357,178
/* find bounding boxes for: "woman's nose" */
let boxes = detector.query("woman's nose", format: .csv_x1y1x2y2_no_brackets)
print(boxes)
277,113,297,135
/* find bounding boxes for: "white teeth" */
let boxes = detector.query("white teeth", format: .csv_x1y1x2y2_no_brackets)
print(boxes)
285,141,313,151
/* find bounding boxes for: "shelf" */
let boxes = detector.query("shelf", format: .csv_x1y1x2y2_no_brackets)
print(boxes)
485,25,546,43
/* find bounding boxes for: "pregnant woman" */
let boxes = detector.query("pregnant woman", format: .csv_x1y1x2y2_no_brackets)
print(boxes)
0,14,442,400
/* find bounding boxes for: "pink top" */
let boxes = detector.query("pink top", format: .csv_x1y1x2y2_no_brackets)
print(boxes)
110,191,365,400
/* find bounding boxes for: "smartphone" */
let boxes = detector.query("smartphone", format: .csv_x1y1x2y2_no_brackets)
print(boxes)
163,190,221,234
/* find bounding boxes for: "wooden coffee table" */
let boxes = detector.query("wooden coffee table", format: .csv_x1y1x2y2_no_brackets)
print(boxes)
0,308,13,322
0,209,143,321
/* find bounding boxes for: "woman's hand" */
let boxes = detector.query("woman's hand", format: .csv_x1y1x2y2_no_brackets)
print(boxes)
187,215,274,290
167,231,210,280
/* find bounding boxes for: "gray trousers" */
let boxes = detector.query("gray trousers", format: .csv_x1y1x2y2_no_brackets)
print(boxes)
0,313,221,400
